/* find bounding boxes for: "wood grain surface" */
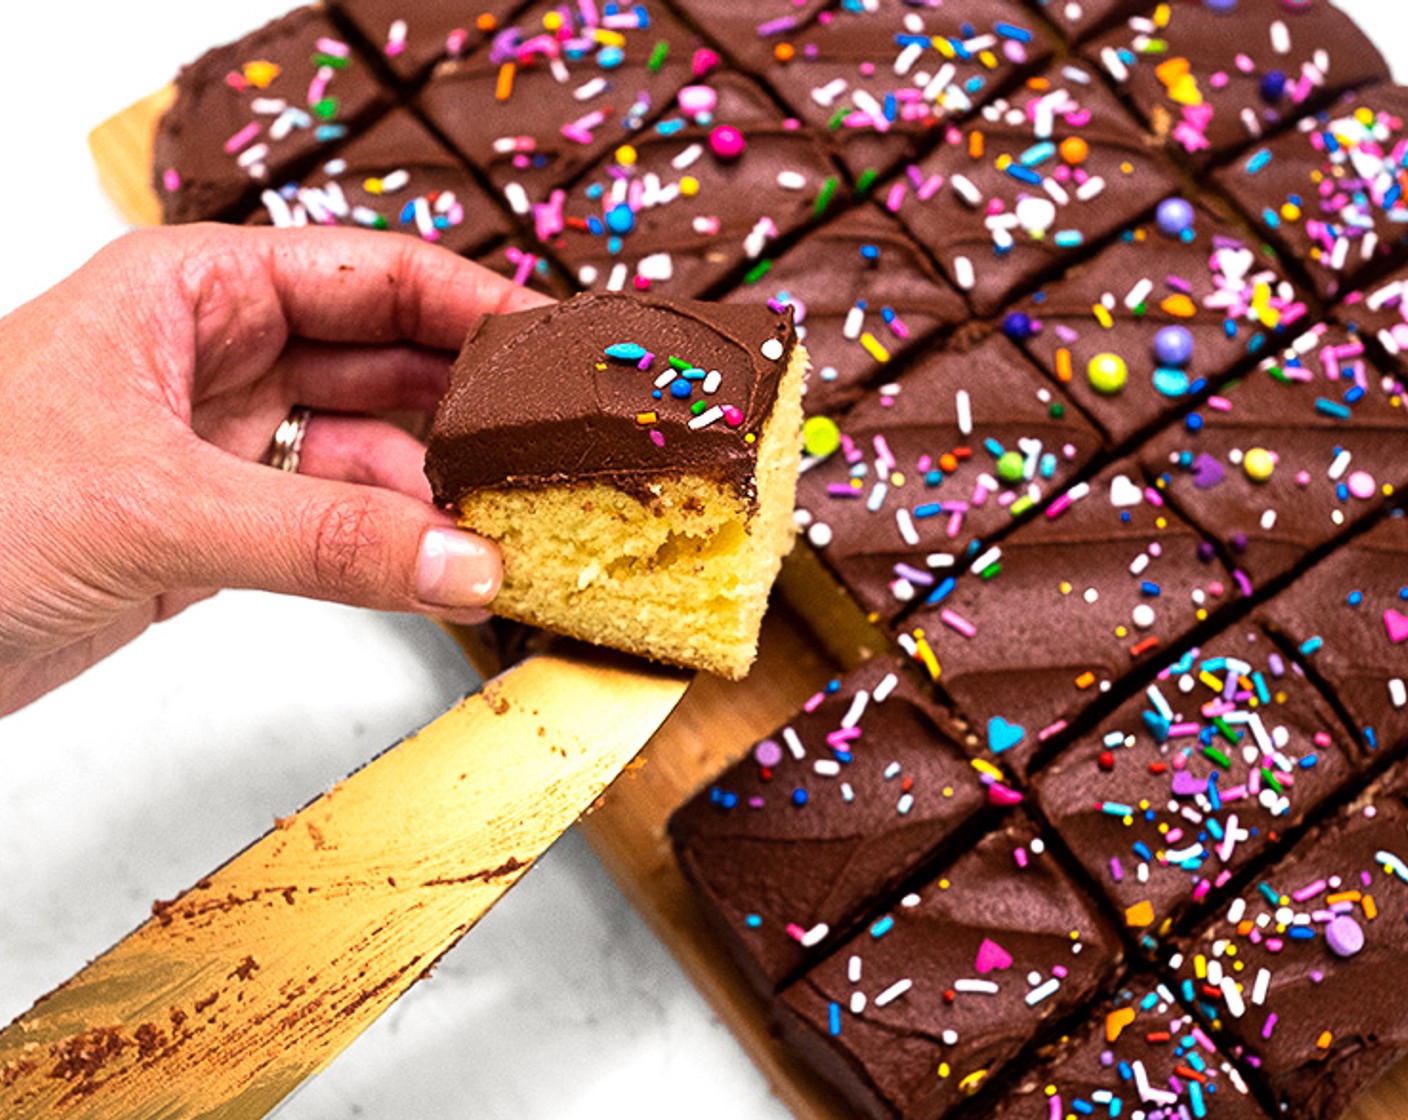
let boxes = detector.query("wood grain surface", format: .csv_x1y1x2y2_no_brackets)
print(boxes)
64,91,1408,1120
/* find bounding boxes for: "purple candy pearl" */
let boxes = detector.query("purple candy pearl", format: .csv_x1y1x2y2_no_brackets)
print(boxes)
1326,915,1365,958
1154,326,1195,368
1156,198,1197,238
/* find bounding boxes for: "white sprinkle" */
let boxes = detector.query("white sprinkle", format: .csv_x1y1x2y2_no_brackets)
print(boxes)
848,955,863,983
637,253,673,282
801,923,830,948
1228,897,1247,924
808,522,833,548
672,143,703,170
896,509,919,547
927,552,955,569
1025,977,1060,1006
842,690,871,729
1131,604,1156,630
873,673,899,703
703,369,722,393
1260,509,1278,531
761,337,785,361
840,782,854,802
954,256,975,291
896,793,914,815
956,389,973,436
783,727,807,760
953,979,999,995
941,1029,958,1046
1125,278,1154,311
606,262,628,292
849,991,867,1014
1252,967,1271,1006
777,170,808,191
814,759,841,777
1270,19,1291,54
1133,1060,1178,1106
950,174,982,208
875,979,913,1007
971,546,1001,573
1328,449,1352,481
843,304,865,340
1390,678,1406,709
504,182,530,214
1220,976,1246,1018
574,76,608,101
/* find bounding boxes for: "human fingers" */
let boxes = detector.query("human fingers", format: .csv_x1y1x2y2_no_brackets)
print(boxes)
295,414,435,502
140,445,500,617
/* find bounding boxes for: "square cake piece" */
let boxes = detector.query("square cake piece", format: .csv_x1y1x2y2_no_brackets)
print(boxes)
1336,263,1408,383
328,0,526,86
776,816,1122,1120
1022,0,1149,44
1258,509,1408,757
424,293,807,679
154,7,391,224
1087,0,1388,168
899,462,1239,777
793,331,1104,625
1005,194,1306,446
669,0,1055,181
1212,87,1408,303
417,0,704,203
722,204,968,417
982,974,1269,1119
1171,775,1408,1120
1140,320,1408,589
879,64,1177,316
243,108,509,257
1035,625,1359,942
668,657,999,993
527,72,846,299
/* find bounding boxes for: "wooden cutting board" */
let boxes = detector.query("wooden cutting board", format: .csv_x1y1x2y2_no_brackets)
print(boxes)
82,92,1408,1120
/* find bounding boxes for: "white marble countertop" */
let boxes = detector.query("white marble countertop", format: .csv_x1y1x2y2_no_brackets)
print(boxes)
1,3,1404,1118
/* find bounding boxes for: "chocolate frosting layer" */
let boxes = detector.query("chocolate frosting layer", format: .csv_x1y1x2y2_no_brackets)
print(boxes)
154,7,389,224
1035,625,1357,936
1259,510,1408,756
329,0,525,85
669,657,992,992
778,817,1122,1120
1088,0,1389,167
1174,775,1408,1120
425,292,796,503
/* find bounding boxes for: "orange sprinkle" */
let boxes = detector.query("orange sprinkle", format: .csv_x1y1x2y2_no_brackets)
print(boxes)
1174,1065,1208,1084
1364,893,1378,920
1106,1006,1136,1043
1059,137,1089,165
476,12,497,31
774,42,795,62
938,452,959,473
1055,348,1073,382
1125,900,1155,928
1027,75,1051,91
1075,671,1097,690
1130,636,1160,658
1317,1031,1334,1050
495,61,516,100
1237,919,1255,936
635,411,658,425
969,130,984,160
1161,293,1197,318
1325,890,1362,905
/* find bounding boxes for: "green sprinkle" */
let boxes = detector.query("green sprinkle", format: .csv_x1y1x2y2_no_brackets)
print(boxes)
744,259,774,285
827,106,851,131
313,52,349,69
690,398,708,416
311,97,339,121
1009,494,1035,518
1202,745,1232,769
856,168,878,196
1212,716,1242,744
647,40,668,72
1261,767,1284,794
668,355,692,371
979,562,1002,580
814,176,838,218
1048,402,1065,419
1267,363,1291,383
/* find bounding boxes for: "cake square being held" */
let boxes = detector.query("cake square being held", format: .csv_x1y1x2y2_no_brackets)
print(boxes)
424,293,808,679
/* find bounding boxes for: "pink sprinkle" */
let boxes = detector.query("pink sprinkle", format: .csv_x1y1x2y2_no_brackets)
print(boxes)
1014,846,1029,868
785,923,807,943
649,429,665,448
1262,1013,1278,1040
223,121,261,154
1110,857,1124,882
802,690,827,713
315,37,349,57
1038,720,1068,742
162,168,181,192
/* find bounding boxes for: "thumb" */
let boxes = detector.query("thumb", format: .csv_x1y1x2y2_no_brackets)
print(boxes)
148,451,500,616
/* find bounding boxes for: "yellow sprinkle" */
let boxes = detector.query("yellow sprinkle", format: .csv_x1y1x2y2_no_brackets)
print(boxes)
861,332,891,362
933,36,956,58
635,411,658,425
959,1070,987,1095
1281,202,1302,222
593,28,626,46
495,62,516,100
1093,304,1114,329
679,175,700,195
1199,670,1223,692
363,177,384,195
971,758,1005,780
1154,3,1171,27
542,11,564,30
978,50,997,69
913,633,941,681
1194,954,1208,980
1059,581,1073,595
243,60,281,88
939,879,951,890
616,144,638,166
744,433,756,444
938,1062,951,1079
995,153,1013,171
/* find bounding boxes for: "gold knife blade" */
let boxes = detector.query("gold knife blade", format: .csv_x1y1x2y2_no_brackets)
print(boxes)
0,650,689,1119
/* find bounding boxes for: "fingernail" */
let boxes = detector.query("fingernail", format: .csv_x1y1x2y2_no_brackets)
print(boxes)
416,528,501,607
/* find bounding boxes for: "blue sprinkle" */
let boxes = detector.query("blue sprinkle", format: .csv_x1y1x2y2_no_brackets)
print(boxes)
669,378,693,399
860,243,880,261
828,1001,842,1036
984,437,1005,457
1006,164,1043,185
1300,636,1323,656
1259,882,1281,905
996,22,1033,42
1019,141,1057,167
1348,590,1364,606
914,502,943,518
605,342,646,361
791,788,809,807
1141,581,1161,597
1073,1101,1094,1117
926,576,957,605
745,913,762,928
1288,925,1316,940
1299,753,1319,769
870,915,895,938
1054,230,1084,248
1133,841,1153,860
1246,147,1273,174
1316,397,1352,419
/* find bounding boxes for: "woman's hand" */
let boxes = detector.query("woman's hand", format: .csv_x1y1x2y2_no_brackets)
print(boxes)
0,223,547,716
